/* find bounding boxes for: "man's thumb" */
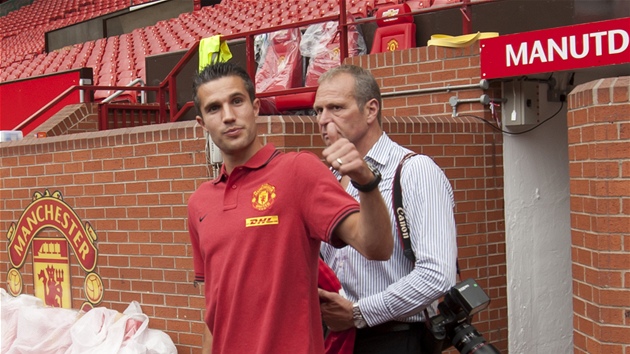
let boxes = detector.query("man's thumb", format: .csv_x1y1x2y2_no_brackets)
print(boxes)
326,122,339,143
318,288,334,302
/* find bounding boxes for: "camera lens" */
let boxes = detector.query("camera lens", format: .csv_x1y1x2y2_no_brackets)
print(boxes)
451,323,501,354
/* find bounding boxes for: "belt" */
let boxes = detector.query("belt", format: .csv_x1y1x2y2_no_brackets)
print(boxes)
356,321,421,336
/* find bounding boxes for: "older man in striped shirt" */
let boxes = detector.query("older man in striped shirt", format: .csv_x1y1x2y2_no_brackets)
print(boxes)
314,65,458,354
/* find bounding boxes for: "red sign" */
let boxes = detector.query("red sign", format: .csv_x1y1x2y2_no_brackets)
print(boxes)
480,17,630,79
7,190,98,272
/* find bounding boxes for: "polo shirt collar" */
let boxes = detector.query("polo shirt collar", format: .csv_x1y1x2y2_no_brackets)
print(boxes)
212,144,279,184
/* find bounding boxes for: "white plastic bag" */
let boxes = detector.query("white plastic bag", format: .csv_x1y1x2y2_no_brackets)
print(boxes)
1,289,77,354
68,301,177,354
1,289,177,354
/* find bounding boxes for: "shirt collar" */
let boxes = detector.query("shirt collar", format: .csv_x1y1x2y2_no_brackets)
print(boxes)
364,132,395,169
212,144,279,184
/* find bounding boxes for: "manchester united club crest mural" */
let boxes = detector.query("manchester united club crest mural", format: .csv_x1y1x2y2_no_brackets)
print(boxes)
6,190,103,312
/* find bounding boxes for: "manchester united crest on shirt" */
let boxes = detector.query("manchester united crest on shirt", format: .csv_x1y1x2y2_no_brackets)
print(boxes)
251,183,276,211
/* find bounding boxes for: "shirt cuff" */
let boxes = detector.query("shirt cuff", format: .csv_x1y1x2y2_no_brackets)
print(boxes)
357,292,392,327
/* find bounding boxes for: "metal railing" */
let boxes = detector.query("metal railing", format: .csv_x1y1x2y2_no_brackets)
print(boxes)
101,78,147,104
13,84,160,133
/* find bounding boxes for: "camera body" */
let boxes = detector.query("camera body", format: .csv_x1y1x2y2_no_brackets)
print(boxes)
421,278,500,354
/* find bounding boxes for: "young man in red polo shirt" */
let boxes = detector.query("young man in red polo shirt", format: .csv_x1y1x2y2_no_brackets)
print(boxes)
188,62,393,354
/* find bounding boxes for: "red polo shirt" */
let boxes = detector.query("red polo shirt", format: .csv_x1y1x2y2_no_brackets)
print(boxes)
188,144,359,354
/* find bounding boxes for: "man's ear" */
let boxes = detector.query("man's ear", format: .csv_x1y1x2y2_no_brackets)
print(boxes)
365,98,380,125
252,98,261,116
196,116,207,131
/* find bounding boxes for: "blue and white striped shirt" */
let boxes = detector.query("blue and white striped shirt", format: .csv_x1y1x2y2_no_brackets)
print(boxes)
321,133,458,326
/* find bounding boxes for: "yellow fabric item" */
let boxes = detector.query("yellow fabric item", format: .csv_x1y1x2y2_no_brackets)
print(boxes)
199,35,232,72
427,32,499,48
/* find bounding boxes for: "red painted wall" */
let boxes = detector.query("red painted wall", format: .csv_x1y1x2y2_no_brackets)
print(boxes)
0,69,89,135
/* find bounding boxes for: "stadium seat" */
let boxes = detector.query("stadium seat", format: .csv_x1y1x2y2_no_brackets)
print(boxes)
71,42,92,68
94,73,117,101
370,3,416,53
115,70,140,103
255,28,303,93
254,28,305,114
432,0,461,6
170,21,198,47
274,92,316,112
375,0,400,6
348,0,375,18
302,19,366,87
405,0,432,10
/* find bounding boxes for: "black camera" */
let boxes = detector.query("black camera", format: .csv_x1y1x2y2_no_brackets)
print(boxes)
421,278,501,354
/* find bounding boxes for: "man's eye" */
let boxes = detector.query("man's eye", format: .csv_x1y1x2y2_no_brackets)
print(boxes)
233,97,243,105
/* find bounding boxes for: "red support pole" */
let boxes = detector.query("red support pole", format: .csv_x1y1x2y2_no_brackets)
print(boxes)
159,86,168,123
339,0,349,62
246,35,257,88
99,104,108,130
461,0,472,34
169,75,178,122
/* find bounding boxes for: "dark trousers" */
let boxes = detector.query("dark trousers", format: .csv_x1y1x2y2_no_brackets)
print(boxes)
353,322,424,354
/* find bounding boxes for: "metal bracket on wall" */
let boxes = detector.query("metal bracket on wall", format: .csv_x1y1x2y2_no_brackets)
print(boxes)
449,95,490,117
381,79,489,98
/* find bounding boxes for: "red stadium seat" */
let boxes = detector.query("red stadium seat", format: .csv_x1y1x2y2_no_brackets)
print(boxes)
375,0,400,6
274,91,316,112
302,18,366,87
255,28,305,114
94,73,117,101
405,0,432,10
370,3,416,53
432,0,461,6
255,28,303,93
349,2,370,18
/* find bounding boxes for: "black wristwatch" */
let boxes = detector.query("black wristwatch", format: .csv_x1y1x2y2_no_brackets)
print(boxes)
351,164,381,192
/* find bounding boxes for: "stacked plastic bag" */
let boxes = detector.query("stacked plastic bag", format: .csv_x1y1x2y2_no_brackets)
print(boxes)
1,289,177,354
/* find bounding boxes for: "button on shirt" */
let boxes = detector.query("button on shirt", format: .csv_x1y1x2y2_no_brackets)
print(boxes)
320,133,458,326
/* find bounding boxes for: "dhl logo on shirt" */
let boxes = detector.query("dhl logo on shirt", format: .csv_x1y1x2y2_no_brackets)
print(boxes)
245,215,279,227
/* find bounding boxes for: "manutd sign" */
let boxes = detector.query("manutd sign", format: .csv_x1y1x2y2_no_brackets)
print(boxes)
480,17,630,79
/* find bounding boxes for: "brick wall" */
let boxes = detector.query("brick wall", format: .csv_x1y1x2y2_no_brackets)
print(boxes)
567,76,630,354
0,44,507,353
0,122,211,351
34,103,100,137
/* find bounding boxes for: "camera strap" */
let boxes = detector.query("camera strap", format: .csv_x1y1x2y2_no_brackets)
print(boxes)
393,153,470,354
393,153,417,263
392,153,461,276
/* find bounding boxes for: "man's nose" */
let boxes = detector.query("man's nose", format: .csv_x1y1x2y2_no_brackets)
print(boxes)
317,109,331,127
221,105,236,122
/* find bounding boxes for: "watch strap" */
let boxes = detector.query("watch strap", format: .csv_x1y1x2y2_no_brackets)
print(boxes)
351,165,381,192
